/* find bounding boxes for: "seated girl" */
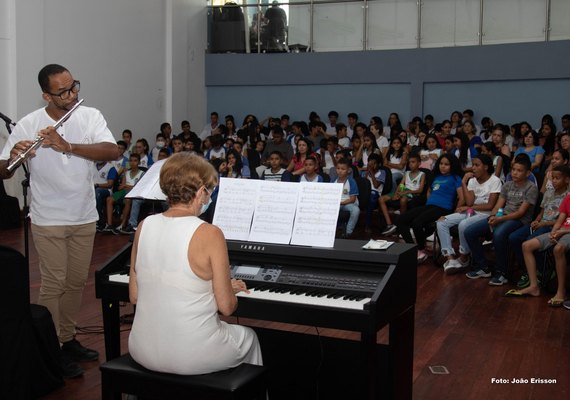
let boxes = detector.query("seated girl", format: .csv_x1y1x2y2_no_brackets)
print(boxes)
395,154,464,263
380,153,426,235
128,153,262,374
384,136,408,189
419,134,443,170
540,149,569,193
480,142,505,181
436,154,502,274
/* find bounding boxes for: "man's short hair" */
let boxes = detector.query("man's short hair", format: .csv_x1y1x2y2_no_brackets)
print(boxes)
211,112,219,117
553,164,570,177
281,114,290,120
424,114,434,122
272,126,284,136
335,123,347,133
116,140,127,148
463,109,474,117
347,112,358,120
129,153,141,162
160,122,171,133
38,64,69,93
122,129,132,137
269,151,283,159
328,111,339,118
562,114,570,121
336,158,352,167
181,120,190,127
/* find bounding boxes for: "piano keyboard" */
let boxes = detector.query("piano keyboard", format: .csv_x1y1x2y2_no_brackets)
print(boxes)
237,284,371,310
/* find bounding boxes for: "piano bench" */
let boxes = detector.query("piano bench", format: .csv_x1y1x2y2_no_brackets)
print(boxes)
100,353,268,400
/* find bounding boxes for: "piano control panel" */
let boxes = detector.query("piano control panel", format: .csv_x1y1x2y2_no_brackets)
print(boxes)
231,264,282,282
230,264,380,293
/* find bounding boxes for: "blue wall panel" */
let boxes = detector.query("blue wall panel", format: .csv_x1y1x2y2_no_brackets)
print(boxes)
424,79,570,127
207,83,411,125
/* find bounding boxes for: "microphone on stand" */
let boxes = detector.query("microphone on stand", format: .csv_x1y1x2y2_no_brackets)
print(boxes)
0,111,16,127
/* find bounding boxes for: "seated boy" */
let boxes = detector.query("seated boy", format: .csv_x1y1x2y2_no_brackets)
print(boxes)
464,154,538,285
300,156,323,183
508,165,570,287
380,153,426,235
364,153,386,233
103,153,145,233
261,151,293,182
93,161,118,231
333,158,360,238
510,191,570,306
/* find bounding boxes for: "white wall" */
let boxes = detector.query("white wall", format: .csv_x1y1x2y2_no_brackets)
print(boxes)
1,0,209,202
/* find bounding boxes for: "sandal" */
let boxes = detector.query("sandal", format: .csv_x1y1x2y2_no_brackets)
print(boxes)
504,289,530,298
547,298,565,307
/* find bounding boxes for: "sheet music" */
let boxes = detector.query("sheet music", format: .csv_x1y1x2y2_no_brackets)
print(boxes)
248,181,300,244
213,178,260,240
125,159,167,200
290,182,343,248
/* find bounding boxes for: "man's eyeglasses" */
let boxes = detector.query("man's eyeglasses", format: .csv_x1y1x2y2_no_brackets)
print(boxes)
48,80,80,100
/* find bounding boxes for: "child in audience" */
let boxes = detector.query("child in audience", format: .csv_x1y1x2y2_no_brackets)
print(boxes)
395,154,463,262
110,140,128,177
205,134,226,160
464,155,538,285
436,154,502,274
171,137,184,154
300,156,323,183
385,136,408,189
157,148,170,161
480,142,504,181
364,153,386,233
151,133,167,161
320,138,338,177
490,124,513,157
444,136,455,156
419,134,442,170
94,161,119,231
380,153,426,235
333,158,360,238
463,120,482,157
511,189,570,306
226,149,249,178
453,132,472,172
540,149,570,193
508,165,570,289
134,138,153,168
356,133,381,175
261,151,293,181
104,153,145,233
336,123,351,149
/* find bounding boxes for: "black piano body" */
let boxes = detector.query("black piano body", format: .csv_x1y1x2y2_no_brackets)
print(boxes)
95,239,417,400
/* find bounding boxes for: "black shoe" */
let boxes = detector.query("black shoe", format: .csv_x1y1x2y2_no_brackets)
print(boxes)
61,338,99,362
60,352,84,378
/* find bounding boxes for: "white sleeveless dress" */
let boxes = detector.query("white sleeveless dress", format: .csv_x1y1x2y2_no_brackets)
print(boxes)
128,214,262,374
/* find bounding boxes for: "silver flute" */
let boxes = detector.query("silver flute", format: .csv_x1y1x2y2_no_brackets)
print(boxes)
7,98,84,173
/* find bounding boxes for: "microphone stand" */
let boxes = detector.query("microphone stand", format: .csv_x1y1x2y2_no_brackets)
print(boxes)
2,113,31,303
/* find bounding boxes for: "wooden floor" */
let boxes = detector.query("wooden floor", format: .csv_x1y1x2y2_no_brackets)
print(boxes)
1,222,569,400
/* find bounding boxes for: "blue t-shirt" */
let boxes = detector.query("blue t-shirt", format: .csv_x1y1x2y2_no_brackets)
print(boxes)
426,174,462,210
514,146,545,173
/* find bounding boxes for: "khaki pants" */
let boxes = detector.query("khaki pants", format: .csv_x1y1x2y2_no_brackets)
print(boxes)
32,222,96,343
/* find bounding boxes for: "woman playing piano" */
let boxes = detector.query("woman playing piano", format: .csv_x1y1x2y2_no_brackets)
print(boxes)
128,153,262,374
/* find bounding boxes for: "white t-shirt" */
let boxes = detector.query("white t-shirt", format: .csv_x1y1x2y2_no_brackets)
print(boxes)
376,136,389,152
0,106,116,225
468,175,502,215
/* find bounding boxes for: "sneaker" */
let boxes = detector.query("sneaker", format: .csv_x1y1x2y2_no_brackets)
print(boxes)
489,273,508,286
394,210,401,215
426,233,435,242
102,223,114,233
417,250,428,263
444,259,462,275
61,338,99,362
381,224,397,235
111,225,122,235
119,224,135,235
96,222,105,232
517,274,530,288
456,257,471,268
60,352,84,378
563,300,570,310
466,268,492,279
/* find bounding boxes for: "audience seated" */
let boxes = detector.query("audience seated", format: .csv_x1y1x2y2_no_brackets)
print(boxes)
112,108,570,310
333,158,360,238
395,154,464,263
